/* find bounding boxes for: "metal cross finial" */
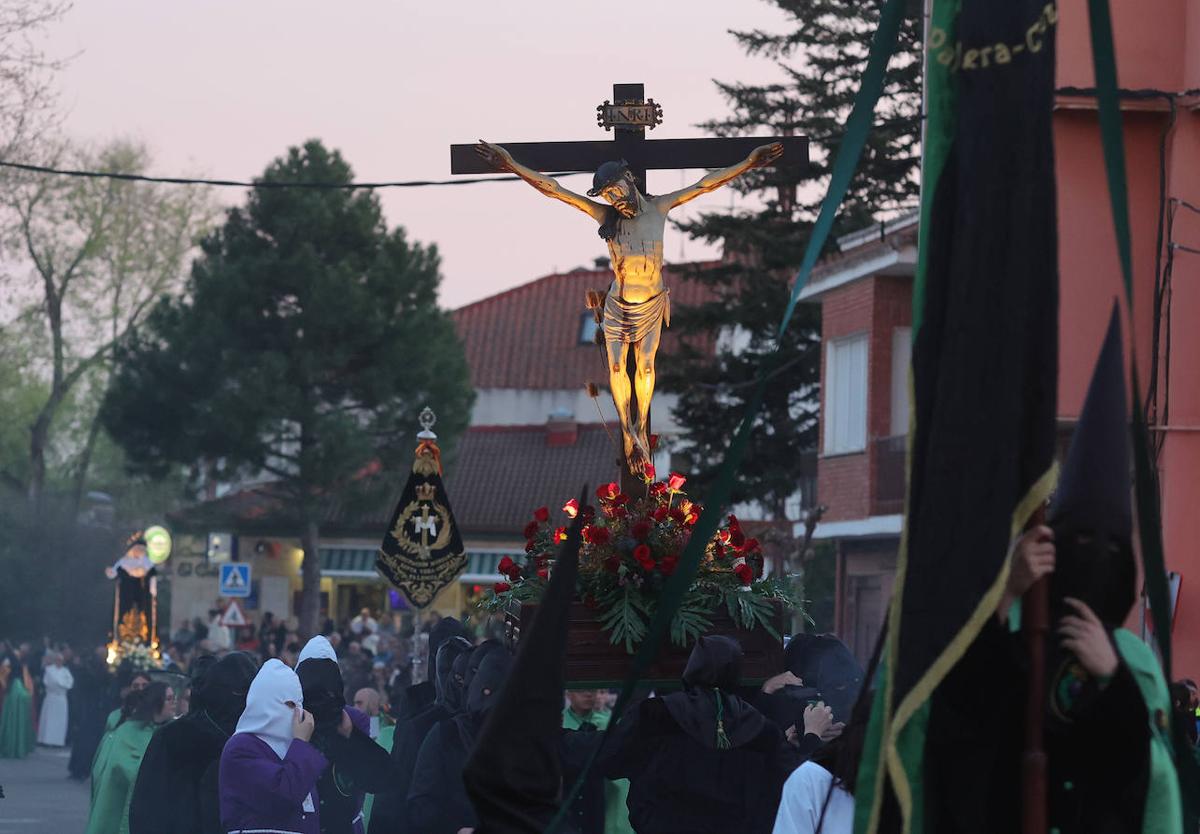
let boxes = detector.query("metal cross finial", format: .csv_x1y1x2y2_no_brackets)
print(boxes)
417,406,437,439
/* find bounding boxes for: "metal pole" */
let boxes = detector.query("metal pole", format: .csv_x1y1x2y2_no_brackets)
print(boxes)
1021,506,1049,834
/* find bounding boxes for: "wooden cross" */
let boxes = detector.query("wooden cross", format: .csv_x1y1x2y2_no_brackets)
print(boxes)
451,83,809,494
451,82,808,192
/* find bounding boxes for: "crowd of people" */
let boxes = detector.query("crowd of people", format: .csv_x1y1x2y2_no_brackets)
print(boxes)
2,322,1199,833
2,544,1199,834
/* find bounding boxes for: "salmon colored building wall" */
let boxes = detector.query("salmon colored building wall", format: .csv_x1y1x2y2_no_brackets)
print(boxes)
1054,0,1200,677
809,1,1200,670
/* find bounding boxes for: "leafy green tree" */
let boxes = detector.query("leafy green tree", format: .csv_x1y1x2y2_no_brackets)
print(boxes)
102,140,474,635
663,0,922,520
0,140,213,513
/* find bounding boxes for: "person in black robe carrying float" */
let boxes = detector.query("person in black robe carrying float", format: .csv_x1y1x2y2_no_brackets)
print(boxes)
603,635,804,834
925,308,1183,834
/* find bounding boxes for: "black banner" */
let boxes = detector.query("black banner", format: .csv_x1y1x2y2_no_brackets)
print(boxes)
376,440,467,609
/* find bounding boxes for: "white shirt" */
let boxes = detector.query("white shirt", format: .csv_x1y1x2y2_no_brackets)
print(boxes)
350,616,378,636
773,762,855,834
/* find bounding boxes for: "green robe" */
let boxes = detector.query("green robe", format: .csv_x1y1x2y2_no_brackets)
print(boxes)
361,721,395,830
563,706,634,834
85,719,157,834
0,678,35,759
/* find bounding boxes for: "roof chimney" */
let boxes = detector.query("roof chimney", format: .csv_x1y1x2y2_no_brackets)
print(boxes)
546,408,578,447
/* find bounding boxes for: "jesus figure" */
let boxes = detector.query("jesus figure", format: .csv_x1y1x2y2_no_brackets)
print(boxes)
475,139,784,475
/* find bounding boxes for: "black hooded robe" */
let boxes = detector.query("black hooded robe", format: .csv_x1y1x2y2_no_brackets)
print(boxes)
407,645,511,834
128,652,259,834
67,654,113,780
297,654,395,834
368,618,471,834
603,636,800,834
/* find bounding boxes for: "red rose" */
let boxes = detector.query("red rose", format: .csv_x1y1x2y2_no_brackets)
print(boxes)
562,498,580,518
584,526,611,546
631,520,652,541
494,581,512,593
505,563,522,581
667,472,687,492
498,556,516,575
660,554,679,576
669,507,686,525
608,505,629,520
582,504,597,521
651,506,669,523
534,506,550,523
554,526,568,543
684,508,700,526
717,529,731,546
734,563,753,585
649,433,660,450
642,462,657,482
743,537,761,553
523,521,540,540
730,528,746,548
597,482,620,502
611,492,629,507
727,514,741,531
525,539,538,553
633,543,654,569
536,567,549,580
648,482,668,499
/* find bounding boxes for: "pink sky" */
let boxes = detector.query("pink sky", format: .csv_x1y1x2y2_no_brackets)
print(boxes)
45,1,792,308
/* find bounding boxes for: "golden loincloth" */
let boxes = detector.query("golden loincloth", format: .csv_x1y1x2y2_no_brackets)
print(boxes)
602,289,670,345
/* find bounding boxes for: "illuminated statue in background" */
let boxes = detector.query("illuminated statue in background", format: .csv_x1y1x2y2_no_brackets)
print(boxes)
475,139,783,476
104,532,159,659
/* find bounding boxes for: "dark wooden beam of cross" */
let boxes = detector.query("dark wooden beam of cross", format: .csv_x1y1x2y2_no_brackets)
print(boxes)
451,83,809,493
451,82,808,194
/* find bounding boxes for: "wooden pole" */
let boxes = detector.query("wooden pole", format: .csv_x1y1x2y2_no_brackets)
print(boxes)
1021,505,1049,834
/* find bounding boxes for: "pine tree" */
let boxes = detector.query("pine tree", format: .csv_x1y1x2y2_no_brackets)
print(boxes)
662,0,922,520
102,140,474,635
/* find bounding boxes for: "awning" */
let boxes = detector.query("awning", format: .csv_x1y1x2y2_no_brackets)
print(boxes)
460,550,522,584
319,547,378,579
318,547,522,583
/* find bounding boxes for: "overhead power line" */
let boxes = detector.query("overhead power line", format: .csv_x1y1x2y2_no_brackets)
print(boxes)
0,159,587,189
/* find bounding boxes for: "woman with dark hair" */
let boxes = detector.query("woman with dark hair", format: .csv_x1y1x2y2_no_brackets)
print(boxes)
128,652,259,834
86,681,175,834
0,650,36,759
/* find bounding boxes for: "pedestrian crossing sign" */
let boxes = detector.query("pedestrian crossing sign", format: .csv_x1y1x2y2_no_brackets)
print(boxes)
219,563,251,597
219,600,248,628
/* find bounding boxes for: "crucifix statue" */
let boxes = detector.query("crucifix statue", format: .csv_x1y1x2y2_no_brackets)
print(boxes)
452,83,807,480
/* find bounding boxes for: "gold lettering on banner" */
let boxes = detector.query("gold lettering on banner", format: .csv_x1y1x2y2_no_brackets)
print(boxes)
928,3,1056,73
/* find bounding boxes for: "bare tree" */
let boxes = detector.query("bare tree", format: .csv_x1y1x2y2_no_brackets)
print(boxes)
0,0,72,158
0,139,213,511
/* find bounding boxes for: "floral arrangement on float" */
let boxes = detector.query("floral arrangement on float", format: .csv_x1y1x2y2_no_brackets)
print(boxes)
481,472,802,652
111,641,161,671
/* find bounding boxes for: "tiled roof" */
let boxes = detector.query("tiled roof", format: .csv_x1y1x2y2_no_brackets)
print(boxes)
173,423,621,542
453,265,718,391
442,424,619,536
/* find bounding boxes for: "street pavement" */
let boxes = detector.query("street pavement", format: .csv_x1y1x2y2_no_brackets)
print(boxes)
0,746,90,833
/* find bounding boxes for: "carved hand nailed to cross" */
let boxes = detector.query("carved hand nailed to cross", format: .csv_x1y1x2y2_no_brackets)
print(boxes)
475,139,785,477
